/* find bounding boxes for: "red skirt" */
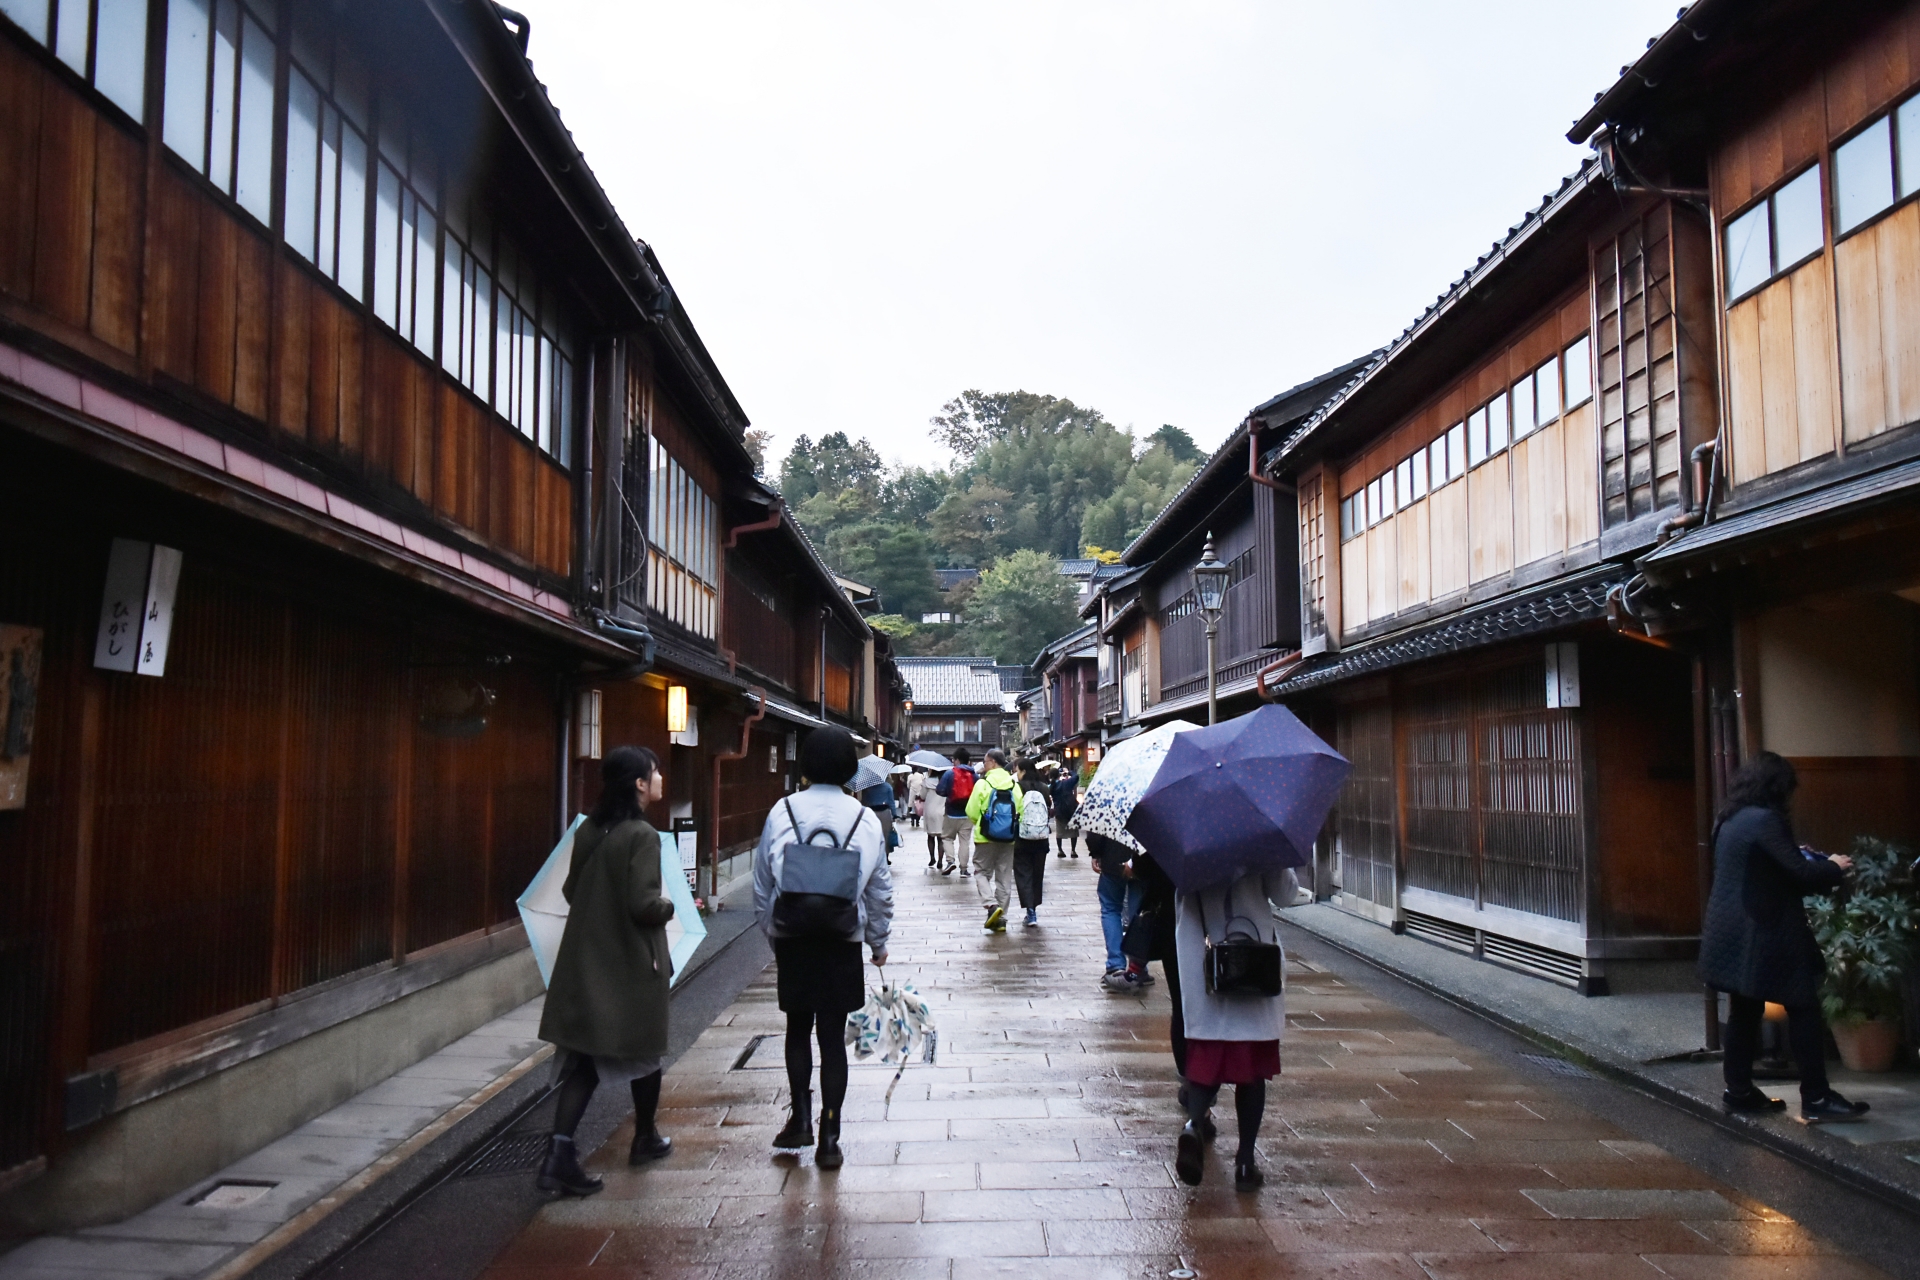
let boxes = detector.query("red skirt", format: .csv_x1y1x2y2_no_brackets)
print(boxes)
1184,1038,1280,1087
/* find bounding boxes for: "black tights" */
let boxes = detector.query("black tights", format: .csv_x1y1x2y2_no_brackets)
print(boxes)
786,1011,849,1120
552,1056,664,1139
1723,993,1830,1102
1184,1077,1266,1158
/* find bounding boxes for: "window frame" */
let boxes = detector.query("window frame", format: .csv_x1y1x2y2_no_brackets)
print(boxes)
1,0,149,123
1829,91,1920,247
1723,163,1827,306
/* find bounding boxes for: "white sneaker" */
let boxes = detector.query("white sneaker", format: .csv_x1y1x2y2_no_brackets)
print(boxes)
1100,969,1131,992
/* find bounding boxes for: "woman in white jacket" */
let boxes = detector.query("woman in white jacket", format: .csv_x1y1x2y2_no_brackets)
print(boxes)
1170,866,1294,1191
753,726,893,1170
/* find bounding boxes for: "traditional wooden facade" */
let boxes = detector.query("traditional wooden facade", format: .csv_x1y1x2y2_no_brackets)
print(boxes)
0,0,889,1229
1582,0,1920,865
1257,157,1718,992
1029,622,1099,767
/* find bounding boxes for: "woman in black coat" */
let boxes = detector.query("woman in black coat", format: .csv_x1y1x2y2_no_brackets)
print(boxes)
536,746,678,1195
1698,751,1867,1124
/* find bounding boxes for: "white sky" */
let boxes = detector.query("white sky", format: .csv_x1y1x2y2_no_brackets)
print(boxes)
514,1,1680,474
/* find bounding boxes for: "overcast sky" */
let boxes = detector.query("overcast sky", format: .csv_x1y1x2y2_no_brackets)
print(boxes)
514,1,1679,474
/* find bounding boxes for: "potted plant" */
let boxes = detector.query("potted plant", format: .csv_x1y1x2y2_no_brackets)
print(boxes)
1807,837,1919,1073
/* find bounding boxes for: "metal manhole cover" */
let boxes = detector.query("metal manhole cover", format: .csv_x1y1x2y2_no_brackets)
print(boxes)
1519,1053,1592,1079
463,1132,550,1177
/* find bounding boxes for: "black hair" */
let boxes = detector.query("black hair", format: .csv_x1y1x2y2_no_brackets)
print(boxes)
592,745,661,826
1718,750,1798,824
800,726,859,787
952,746,972,764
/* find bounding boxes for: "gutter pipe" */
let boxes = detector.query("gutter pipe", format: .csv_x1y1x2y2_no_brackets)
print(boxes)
1248,420,1288,493
1255,650,1309,701
717,498,786,677
709,686,768,906
1655,442,1719,545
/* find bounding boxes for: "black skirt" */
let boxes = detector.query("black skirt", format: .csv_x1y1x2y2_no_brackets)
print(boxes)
773,937,866,1016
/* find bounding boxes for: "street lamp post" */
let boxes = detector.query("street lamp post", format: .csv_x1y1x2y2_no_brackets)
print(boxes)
1191,532,1230,726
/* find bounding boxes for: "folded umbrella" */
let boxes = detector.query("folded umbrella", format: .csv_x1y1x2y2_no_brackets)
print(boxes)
846,975,937,1104
1124,703,1349,891
906,749,951,770
1073,719,1202,853
518,815,708,988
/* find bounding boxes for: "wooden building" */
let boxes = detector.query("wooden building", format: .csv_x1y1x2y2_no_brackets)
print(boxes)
899,657,1017,758
1248,125,1732,989
1084,362,1366,742
0,0,889,1230
1028,622,1100,769
1583,0,1920,863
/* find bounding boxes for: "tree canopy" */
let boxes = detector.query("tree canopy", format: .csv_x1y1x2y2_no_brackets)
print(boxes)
773,391,1199,663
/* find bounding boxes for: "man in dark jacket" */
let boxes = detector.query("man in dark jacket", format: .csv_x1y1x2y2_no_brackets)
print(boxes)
1050,765,1080,858
1698,752,1866,1124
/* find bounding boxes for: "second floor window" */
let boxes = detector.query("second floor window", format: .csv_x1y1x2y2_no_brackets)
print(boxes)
371,120,437,357
283,20,368,300
2,0,147,119
648,441,717,638
1724,166,1822,301
163,0,276,226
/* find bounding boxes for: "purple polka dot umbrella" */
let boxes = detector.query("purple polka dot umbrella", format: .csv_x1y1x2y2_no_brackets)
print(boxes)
1123,703,1350,892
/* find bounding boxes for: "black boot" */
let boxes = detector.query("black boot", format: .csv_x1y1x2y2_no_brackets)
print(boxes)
536,1135,603,1197
816,1107,844,1170
774,1092,814,1149
628,1071,672,1164
1233,1151,1264,1192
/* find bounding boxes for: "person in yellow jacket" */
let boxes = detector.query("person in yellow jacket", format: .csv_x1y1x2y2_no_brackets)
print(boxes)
965,747,1024,933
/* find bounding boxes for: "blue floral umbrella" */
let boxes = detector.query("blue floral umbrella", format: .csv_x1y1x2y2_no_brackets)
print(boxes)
1124,703,1349,891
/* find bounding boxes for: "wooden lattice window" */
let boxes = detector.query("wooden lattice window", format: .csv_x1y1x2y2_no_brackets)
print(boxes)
1298,474,1327,648
1594,207,1683,526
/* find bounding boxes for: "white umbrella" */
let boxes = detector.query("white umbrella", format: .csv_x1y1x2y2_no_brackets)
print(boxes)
846,976,937,1104
889,762,913,776
1074,720,1203,853
906,749,951,770
848,755,892,794
518,816,709,988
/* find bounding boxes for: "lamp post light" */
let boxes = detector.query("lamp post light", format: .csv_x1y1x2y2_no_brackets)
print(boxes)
1191,532,1231,726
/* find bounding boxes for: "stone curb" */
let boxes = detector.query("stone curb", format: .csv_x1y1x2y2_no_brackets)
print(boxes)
1276,910,1920,1224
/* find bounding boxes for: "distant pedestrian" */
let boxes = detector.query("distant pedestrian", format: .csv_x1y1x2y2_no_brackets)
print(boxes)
1050,764,1081,858
1699,751,1868,1125
754,726,893,1170
536,746,678,1197
1013,764,1052,926
935,748,977,876
965,748,1022,933
907,767,928,830
1172,868,1295,1192
1088,831,1146,991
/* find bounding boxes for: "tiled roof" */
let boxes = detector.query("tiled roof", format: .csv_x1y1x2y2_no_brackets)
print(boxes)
934,568,980,591
898,657,1008,707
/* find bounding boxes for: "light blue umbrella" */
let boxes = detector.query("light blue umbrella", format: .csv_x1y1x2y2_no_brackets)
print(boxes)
849,754,892,795
518,815,709,987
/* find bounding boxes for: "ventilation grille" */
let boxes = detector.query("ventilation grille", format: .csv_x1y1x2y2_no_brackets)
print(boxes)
1403,911,1476,953
1482,932,1583,986
463,1133,550,1177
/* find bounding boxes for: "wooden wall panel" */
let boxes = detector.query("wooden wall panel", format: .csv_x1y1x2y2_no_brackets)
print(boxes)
147,169,201,382
407,361,435,511
307,289,342,451
1727,294,1767,484
0,39,42,300
1429,480,1469,600
1467,459,1513,584
1396,501,1428,614
1715,78,1825,214
1835,201,1920,443
1824,6,1920,147
1791,256,1841,465
1340,538,1367,642
32,79,95,331
87,124,142,355
195,210,240,405
1367,520,1393,624
1726,259,1840,485
1512,418,1568,568
273,262,313,439
1563,401,1598,548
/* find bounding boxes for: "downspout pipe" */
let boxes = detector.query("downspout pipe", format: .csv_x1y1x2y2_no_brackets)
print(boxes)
1247,419,1289,493
591,611,656,668
718,498,786,676
1655,441,1719,545
709,686,768,904
1255,650,1309,701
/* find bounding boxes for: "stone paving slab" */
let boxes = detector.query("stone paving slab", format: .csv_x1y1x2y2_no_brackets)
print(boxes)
480,829,1893,1280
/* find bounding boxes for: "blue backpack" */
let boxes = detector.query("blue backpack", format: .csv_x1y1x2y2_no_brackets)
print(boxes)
982,783,1018,842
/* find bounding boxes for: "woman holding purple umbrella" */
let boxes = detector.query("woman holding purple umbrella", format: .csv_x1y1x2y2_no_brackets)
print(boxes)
1170,865,1298,1192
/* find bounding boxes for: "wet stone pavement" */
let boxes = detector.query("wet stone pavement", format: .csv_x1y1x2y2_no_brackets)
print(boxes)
483,829,1890,1280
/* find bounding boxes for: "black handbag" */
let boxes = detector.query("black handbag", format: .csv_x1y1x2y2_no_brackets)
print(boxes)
1199,893,1282,997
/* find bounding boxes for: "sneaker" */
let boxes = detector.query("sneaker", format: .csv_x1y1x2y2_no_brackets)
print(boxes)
1071,851,1079,858
1024,909,1038,926
985,905,1005,930
1723,1088,1786,1114
940,861,956,876
1803,1091,1871,1124
1101,968,1133,992
1126,966,1155,987
960,869,971,878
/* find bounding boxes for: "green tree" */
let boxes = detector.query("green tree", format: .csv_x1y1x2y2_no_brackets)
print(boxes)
1148,424,1203,464
779,431,885,507
742,428,772,477
930,481,1013,567
963,549,1082,667
1079,438,1198,552
834,525,942,620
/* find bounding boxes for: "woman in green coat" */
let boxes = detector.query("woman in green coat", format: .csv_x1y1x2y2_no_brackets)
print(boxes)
536,746,677,1196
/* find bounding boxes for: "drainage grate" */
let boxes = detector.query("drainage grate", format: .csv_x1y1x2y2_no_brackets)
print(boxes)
190,1180,276,1208
1519,1053,1593,1079
462,1132,551,1177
